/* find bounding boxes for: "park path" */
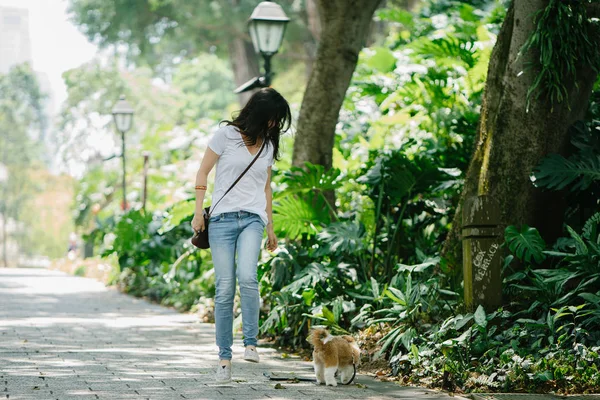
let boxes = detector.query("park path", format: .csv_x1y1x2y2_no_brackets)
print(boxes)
0,268,466,400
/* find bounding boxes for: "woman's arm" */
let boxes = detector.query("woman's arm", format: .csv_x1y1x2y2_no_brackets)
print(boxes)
191,148,219,232
265,167,278,251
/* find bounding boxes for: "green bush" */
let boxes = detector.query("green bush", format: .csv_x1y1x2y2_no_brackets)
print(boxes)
74,265,87,277
93,205,214,311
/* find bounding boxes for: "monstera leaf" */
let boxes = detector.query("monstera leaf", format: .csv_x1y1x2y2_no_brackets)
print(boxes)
505,225,546,264
317,221,366,255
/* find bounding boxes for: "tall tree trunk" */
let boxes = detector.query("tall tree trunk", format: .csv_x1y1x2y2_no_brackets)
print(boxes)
306,0,322,41
292,0,383,169
228,35,261,106
441,0,598,270
303,0,321,79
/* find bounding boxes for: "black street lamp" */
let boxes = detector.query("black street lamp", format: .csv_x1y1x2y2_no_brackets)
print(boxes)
235,1,290,94
111,95,134,211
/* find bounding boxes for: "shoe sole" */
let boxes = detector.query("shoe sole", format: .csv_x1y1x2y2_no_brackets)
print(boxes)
243,357,259,363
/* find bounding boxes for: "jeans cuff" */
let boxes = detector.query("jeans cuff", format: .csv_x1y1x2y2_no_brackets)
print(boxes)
218,349,232,360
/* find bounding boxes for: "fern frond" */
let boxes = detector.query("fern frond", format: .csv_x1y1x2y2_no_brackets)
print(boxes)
582,212,600,243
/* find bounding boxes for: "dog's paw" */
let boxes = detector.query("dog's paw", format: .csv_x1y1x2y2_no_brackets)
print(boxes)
326,381,338,387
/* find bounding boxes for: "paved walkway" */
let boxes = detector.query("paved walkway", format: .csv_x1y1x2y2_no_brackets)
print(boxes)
0,268,467,400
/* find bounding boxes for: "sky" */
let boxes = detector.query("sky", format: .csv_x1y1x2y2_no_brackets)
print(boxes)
0,0,98,113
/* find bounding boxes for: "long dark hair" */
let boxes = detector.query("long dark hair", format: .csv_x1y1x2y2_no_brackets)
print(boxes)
222,88,291,162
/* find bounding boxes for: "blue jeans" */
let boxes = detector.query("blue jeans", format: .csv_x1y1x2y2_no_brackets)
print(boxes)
209,211,264,360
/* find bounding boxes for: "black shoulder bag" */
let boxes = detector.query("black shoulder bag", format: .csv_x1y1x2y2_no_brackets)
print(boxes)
191,140,266,249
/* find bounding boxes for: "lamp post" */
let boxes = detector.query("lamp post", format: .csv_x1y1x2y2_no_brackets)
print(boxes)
111,95,134,212
234,1,290,93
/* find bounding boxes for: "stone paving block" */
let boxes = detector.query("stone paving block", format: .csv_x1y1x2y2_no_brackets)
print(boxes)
0,268,469,400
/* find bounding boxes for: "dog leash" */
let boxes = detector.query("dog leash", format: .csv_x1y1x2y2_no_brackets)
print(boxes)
341,363,357,385
263,372,316,382
265,366,357,385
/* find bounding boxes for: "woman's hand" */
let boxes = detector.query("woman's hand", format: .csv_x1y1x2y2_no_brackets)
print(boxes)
191,213,205,233
266,226,278,251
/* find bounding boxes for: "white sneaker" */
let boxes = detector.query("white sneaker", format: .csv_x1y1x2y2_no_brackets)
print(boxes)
215,362,232,383
244,347,260,363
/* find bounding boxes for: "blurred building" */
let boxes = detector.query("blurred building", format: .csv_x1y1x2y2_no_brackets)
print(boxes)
0,7,32,74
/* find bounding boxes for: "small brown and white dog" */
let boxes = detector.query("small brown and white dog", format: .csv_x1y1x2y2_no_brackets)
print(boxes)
310,328,360,386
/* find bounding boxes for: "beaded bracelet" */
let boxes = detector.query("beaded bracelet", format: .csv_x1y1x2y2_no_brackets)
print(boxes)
195,185,207,190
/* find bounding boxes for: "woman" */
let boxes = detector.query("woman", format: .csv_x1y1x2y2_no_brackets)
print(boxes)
191,88,291,383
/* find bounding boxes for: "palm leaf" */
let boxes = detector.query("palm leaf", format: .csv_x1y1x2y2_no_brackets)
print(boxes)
273,195,329,239
505,225,547,264
410,36,478,68
279,162,342,194
533,153,600,191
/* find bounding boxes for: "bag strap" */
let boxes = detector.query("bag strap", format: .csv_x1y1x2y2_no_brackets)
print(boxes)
208,139,267,217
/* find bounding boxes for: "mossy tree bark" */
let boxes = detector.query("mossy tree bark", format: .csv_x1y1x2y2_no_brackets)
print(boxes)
441,0,599,270
292,0,383,169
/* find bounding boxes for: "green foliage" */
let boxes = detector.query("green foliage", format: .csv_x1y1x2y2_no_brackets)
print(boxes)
521,0,600,107
378,213,600,392
172,56,236,121
74,265,87,277
0,63,48,263
70,0,600,395
259,239,361,347
389,306,600,393
272,194,330,238
533,120,600,192
365,47,397,72
317,222,366,255
505,225,547,264
272,163,342,239
258,0,504,359
63,55,232,227
95,204,213,310
67,0,311,75
534,154,600,191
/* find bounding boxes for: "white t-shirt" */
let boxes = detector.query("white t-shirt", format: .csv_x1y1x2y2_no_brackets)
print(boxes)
208,125,273,225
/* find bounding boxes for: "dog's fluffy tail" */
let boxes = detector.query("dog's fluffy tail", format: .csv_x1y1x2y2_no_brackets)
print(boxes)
310,328,330,350
341,335,355,343
343,335,361,365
